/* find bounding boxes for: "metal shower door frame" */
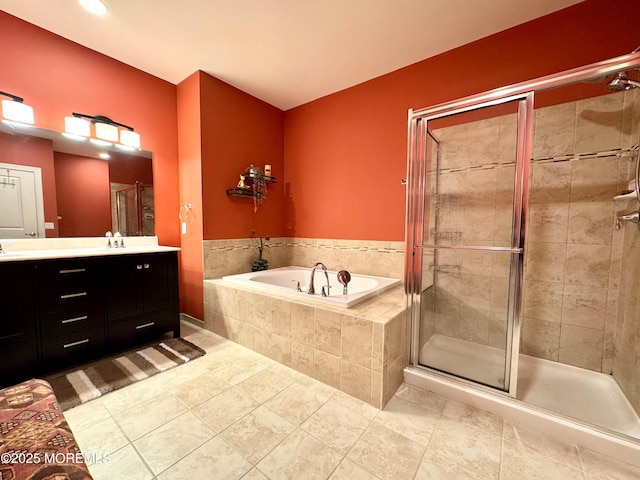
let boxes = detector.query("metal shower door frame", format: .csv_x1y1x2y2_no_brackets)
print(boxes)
406,92,534,396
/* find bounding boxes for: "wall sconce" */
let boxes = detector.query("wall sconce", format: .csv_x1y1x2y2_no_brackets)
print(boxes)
0,91,34,125
64,112,141,149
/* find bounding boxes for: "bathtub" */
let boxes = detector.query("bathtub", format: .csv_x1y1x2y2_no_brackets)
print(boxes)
222,266,400,308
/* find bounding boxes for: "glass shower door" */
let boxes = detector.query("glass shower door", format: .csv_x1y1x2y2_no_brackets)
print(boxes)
407,94,533,394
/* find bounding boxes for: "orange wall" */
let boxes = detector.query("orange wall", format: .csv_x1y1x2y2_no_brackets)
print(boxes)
199,71,285,240
0,11,179,247
0,131,59,237
108,152,153,185
54,152,111,237
283,0,640,241
175,71,285,320
177,72,204,320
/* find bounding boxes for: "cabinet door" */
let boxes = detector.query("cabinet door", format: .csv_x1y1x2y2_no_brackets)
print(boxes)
141,253,177,314
105,255,144,322
0,262,36,345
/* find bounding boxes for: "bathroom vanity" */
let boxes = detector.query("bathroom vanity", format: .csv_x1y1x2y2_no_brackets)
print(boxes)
0,238,179,388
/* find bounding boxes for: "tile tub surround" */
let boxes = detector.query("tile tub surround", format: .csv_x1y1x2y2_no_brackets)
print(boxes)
203,279,407,408
203,237,404,281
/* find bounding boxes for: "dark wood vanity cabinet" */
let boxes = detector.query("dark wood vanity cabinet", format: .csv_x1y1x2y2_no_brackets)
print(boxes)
37,257,107,369
105,252,179,349
0,262,38,386
0,251,179,388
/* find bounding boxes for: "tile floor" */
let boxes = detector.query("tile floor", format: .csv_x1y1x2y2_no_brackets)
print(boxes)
64,321,640,480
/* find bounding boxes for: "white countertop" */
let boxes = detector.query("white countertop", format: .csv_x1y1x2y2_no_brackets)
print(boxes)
0,236,180,262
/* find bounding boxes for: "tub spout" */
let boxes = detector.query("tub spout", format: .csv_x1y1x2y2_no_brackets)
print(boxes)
308,262,330,296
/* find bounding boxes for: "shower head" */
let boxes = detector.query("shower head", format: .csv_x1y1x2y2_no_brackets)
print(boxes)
607,72,640,91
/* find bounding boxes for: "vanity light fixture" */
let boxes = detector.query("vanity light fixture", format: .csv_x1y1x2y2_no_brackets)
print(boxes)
79,0,108,16
0,91,34,125
64,115,91,137
68,112,141,149
95,121,118,142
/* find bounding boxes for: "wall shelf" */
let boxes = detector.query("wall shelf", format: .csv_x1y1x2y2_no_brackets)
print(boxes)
226,175,276,198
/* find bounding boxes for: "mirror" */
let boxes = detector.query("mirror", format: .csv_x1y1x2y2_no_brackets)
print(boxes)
0,121,153,238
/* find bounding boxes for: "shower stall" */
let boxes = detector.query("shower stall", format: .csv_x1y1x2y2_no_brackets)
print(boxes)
405,50,640,461
113,182,155,236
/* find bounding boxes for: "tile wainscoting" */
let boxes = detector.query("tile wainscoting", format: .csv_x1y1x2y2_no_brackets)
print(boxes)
203,237,405,281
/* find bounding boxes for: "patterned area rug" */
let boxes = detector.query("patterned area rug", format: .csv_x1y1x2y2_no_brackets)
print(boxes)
0,379,94,480
47,338,205,411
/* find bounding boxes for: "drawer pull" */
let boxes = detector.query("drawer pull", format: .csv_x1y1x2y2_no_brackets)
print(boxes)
61,315,88,324
135,322,155,330
60,292,87,299
63,338,89,348
144,264,150,269
60,268,85,274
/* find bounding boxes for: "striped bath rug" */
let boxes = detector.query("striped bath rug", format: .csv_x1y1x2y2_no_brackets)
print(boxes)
47,338,205,411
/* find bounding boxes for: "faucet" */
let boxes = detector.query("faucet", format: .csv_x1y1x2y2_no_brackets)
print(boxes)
307,262,330,296
615,211,640,230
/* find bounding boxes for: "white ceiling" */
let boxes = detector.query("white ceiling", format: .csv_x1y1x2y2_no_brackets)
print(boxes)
0,0,583,110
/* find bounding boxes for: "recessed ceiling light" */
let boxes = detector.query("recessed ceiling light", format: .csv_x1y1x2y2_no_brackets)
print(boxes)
79,0,108,16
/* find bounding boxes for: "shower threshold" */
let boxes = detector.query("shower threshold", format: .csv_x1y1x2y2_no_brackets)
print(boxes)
419,334,640,439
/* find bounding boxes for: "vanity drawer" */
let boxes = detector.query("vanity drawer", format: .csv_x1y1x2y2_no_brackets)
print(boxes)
40,303,104,336
41,326,106,368
108,310,175,349
37,258,102,312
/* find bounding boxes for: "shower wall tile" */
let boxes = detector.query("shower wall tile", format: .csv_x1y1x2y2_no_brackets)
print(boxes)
493,204,513,246
567,202,615,245
465,168,497,206
490,276,509,311
608,245,623,290
570,157,619,202
525,242,566,284
460,273,492,310
523,281,563,324
561,285,608,330
558,324,604,371
621,89,640,150
533,102,576,159
498,113,518,165
575,93,624,154
495,164,516,204
487,312,508,349
527,203,570,243
564,244,611,288
463,205,495,243
521,317,560,361
462,249,493,275
529,160,572,204
491,250,512,278
602,330,614,375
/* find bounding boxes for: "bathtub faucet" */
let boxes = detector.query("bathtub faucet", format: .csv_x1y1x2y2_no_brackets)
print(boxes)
308,262,330,296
